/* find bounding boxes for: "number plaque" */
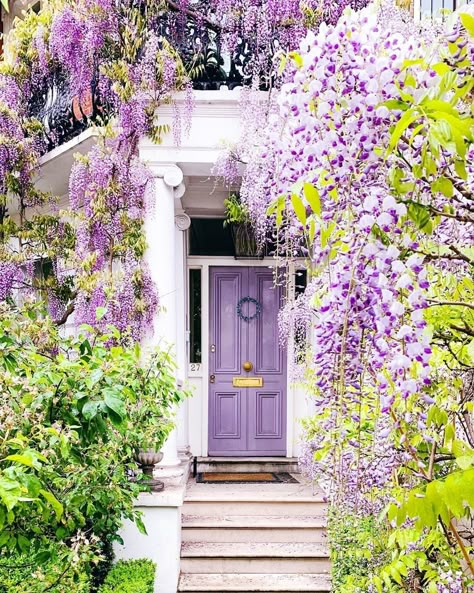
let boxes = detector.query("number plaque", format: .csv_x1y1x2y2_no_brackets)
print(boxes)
232,377,264,387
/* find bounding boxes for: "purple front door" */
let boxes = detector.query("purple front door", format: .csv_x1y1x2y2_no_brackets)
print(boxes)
208,267,287,456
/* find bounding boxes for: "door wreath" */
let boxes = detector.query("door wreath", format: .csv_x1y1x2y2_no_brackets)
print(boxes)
236,297,262,322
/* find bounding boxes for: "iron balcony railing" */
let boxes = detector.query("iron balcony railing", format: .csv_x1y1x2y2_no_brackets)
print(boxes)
28,9,262,153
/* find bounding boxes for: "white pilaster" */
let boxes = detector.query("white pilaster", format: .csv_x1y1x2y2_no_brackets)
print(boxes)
142,162,186,481
175,213,191,459
413,0,420,21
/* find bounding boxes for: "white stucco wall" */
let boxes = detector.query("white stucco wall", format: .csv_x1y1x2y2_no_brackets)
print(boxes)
114,489,185,593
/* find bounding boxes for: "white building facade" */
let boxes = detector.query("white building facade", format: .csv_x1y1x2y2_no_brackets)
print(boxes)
2,1,472,591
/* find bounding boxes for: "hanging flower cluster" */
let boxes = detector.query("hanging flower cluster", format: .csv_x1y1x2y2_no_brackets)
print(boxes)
242,0,474,587
0,0,190,338
0,0,366,337
242,4,433,425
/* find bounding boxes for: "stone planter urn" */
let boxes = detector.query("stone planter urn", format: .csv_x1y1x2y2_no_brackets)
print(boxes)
134,449,164,492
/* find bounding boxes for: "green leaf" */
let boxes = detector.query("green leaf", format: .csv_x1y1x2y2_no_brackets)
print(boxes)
278,54,288,76
422,99,457,115
432,62,451,76
291,193,307,226
0,478,21,512
39,489,64,520
0,0,9,13
407,202,432,233
455,160,468,181
4,453,36,468
85,368,104,389
17,534,30,553
275,195,285,228
288,51,303,69
431,176,454,198
135,513,147,535
104,391,126,421
82,401,100,421
0,531,10,548
303,183,321,216
455,455,474,470
460,12,474,37
382,99,409,111
96,307,107,321
388,110,420,152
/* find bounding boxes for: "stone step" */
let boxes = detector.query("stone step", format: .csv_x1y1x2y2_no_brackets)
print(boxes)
181,556,331,574
182,500,327,517
182,514,327,529
180,542,330,574
182,542,329,557
181,515,327,543
182,527,327,544
183,484,325,504
195,457,300,474
178,573,331,592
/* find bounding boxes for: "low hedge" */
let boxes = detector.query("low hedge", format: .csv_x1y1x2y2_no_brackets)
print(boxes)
98,559,156,593
0,551,91,593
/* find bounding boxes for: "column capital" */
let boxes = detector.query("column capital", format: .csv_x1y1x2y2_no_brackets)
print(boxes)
175,213,191,231
147,163,184,189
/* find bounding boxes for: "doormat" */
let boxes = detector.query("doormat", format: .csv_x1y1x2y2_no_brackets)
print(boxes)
196,472,298,484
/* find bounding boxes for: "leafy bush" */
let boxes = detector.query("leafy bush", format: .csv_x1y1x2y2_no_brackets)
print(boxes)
98,559,155,593
0,303,187,584
328,509,390,593
0,545,91,593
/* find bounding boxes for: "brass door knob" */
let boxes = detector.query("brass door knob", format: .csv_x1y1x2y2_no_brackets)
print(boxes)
242,361,253,372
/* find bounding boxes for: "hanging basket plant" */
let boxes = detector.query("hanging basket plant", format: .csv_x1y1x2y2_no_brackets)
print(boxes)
224,194,263,259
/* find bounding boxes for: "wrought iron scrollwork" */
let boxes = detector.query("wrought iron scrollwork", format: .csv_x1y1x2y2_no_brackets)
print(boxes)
155,6,258,91
27,4,273,152
27,67,104,153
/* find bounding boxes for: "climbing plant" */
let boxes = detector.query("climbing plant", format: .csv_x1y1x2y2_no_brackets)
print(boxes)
0,0,369,339
240,2,474,591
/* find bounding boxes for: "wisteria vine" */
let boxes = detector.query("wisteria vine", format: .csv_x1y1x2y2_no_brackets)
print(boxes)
240,1,474,589
0,0,369,338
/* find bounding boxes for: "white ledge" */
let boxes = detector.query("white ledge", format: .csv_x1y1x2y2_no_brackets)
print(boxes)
134,482,187,508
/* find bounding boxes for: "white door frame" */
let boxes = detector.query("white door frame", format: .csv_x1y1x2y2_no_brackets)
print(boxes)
186,256,298,458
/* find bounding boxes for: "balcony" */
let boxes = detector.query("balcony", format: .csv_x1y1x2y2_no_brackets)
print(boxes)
28,9,261,153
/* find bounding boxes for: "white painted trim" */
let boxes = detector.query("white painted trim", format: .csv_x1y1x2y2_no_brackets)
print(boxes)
201,264,210,456
286,262,296,458
38,128,98,167
187,256,277,267
414,0,421,21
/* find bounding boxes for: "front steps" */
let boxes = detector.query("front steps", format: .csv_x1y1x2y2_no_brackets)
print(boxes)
178,573,331,592
195,457,299,474
177,482,330,592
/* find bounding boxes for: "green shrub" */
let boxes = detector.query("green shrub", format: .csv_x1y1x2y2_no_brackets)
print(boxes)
0,547,91,593
98,559,156,593
0,303,187,557
328,509,390,593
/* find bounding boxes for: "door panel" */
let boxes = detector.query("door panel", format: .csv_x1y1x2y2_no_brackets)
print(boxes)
209,267,287,456
255,392,282,437
252,270,283,374
214,272,242,373
214,392,242,438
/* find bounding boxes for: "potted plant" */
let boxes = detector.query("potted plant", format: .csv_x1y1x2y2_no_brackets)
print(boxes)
132,427,171,492
224,194,262,258
127,349,188,492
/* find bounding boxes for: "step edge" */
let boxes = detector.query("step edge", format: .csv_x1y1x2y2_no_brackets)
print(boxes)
181,554,330,559
182,524,328,529
183,497,326,503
